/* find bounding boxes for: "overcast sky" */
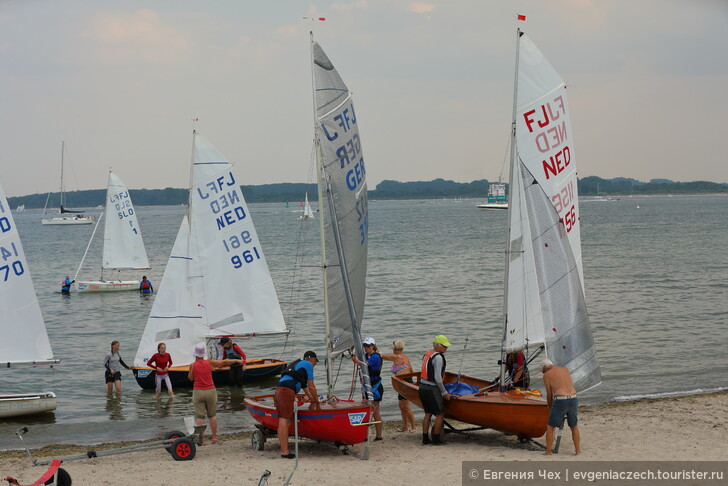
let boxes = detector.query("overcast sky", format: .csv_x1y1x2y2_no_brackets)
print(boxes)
1,0,726,197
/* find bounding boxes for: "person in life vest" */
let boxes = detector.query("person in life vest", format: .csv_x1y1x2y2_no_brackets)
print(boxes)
218,337,247,387
418,334,452,445
139,276,153,294
351,337,384,440
61,276,74,294
274,350,320,458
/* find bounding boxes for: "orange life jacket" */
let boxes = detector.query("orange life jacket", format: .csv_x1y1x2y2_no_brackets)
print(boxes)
421,349,446,381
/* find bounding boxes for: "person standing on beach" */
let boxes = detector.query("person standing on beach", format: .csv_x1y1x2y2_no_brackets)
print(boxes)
188,345,243,445
541,358,581,455
104,340,130,395
218,337,247,387
275,351,320,459
380,340,417,433
146,342,174,398
351,337,384,440
418,335,452,445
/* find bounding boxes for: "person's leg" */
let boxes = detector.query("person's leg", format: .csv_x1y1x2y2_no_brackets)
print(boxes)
571,425,581,454
106,380,113,393
398,400,408,430
114,379,122,395
278,418,291,455
155,374,162,398
543,425,555,455
209,416,218,441
373,402,382,439
405,403,416,431
165,376,174,396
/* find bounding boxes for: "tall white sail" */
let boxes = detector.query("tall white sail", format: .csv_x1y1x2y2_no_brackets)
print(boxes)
0,179,56,366
102,172,149,270
504,31,600,392
312,41,369,357
134,133,287,367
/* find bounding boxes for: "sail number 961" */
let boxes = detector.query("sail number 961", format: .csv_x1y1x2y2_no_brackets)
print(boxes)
222,230,262,268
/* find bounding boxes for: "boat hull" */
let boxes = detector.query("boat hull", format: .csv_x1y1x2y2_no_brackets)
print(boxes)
392,371,548,438
476,203,508,210
76,280,140,292
0,392,57,418
41,216,93,225
132,359,287,390
245,394,371,445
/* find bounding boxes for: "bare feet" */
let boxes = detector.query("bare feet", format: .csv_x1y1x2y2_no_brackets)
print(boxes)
543,451,553,456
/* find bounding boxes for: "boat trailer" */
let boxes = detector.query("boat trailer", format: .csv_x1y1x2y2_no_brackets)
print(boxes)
5,421,205,486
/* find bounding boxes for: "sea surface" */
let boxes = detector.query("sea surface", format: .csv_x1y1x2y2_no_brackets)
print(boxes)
1,195,727,450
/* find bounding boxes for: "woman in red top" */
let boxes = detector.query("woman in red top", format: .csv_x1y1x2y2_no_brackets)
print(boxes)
147,342,174,397
188,345,243,444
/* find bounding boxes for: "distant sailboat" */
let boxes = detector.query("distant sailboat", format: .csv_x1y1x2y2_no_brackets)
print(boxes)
300,192,315,220
15,204,25,212
41,141,94,225
75,171,150,292
131,131,289,389
0,177,61,418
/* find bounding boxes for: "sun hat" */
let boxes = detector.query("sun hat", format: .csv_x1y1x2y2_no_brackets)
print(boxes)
363,337,376,346
433,335,451,347
193,346,206,358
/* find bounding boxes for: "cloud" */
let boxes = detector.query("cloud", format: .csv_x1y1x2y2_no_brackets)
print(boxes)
82,9,193,64
332,0,369,10
409,2,435,14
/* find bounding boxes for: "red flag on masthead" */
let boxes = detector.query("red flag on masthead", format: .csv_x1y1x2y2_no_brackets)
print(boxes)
319,17,326,21
517,14,526,21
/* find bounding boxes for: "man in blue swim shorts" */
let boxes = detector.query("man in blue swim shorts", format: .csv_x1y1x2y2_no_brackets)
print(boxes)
541,359,581,455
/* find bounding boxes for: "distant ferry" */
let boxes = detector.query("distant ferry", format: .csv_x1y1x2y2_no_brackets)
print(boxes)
477,182,508,210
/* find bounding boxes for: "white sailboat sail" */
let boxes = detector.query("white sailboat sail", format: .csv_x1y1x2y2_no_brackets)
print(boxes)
134,133,287,367
102,172,149,270
503,31,600,393
302,193,315,220
0,179,56,366
312,40,369,358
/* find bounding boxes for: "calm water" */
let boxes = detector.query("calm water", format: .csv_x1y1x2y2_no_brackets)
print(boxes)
2,195,727,449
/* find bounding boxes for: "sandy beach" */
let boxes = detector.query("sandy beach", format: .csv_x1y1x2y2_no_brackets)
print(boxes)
1,393,726,485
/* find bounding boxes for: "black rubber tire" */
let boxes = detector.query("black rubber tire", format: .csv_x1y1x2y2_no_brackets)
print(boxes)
44,467,72,486
164,430,187,452
252,429,266,451
169,437,196,461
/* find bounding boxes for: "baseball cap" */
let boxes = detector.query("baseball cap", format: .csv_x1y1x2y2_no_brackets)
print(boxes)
218,337,230,345
303,350,319,362
433,335,451,347
363,337,376,346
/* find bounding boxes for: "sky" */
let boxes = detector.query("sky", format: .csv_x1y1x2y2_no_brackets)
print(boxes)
1,0,727,197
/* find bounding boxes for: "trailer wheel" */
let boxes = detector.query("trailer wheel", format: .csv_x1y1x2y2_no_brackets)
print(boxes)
169,437,196,461
164,430,187,452
44,467,72,486
252,429,266,451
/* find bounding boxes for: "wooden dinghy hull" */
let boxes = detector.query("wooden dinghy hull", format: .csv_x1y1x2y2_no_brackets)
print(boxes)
392,371,548,438
0,392,57,418
132,359,287,390
244,394,371,445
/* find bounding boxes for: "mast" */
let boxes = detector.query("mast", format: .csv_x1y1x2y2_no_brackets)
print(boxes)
499,28,523,392
59,141,65,211
310,31,335,397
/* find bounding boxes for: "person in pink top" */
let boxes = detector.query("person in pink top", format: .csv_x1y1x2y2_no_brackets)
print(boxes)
147,342,174,398
187,345,243,444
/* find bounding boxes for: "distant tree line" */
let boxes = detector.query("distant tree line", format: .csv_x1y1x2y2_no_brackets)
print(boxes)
8,177,727,208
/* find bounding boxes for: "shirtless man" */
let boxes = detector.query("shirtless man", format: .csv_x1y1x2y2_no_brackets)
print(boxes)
541,359,580,455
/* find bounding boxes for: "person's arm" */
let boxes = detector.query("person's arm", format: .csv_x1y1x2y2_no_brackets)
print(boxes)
104,354,111,371
234,344,247,364
146,354,156,369
543,373,553,407
187,363,195,381
304,380,319,403
209,358,243,368
379,353,398,362
432,355,450,398
119,355,130,370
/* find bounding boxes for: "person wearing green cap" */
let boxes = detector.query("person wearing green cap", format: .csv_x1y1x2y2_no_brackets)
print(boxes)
418,335,452,445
